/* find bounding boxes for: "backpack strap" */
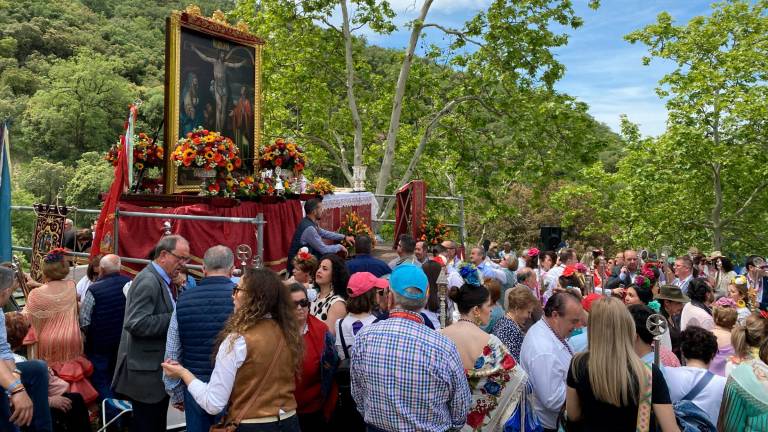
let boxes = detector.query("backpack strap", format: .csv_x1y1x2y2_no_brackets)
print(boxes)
636,363,653,432
337,317,350,359
681,371,715,401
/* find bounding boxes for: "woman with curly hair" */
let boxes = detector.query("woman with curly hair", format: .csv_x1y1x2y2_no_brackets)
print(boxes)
23,248,98,404
681,278,715,331
727,275,751,324
310,254,349,334
162,268,303,431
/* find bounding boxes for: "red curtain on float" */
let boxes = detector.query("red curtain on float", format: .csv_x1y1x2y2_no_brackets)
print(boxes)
116,200,303,273
392,180,426,249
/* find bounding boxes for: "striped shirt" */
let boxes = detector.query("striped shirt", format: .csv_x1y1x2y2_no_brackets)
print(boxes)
351,309,471,432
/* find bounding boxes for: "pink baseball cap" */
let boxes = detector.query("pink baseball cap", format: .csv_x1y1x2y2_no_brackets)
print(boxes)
347,272,389,298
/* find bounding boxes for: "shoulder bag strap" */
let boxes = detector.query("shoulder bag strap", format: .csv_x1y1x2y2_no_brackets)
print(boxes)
635,363,653,432
338,317,350,359
230,335,286,425
681,371,715,401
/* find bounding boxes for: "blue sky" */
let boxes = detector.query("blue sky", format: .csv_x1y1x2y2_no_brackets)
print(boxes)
351,0,718,137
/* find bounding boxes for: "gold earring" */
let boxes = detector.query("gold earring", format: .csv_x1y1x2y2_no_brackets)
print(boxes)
473,312,482,326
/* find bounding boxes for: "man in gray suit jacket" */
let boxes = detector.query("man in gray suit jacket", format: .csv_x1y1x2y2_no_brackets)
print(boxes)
112,235,190,432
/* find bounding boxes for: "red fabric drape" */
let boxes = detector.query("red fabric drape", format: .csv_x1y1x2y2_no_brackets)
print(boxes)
117,200,302,272
317,205,372,232
91,136,129,258
393,180,427,249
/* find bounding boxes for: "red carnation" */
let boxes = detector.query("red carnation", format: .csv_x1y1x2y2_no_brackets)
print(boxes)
275,158,283,166
501,353,516,370
208,183,220,193
202,129,209,135
466,410,485,428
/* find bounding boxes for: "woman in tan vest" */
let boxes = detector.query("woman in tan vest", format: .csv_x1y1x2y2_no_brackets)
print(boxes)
162,268,303,431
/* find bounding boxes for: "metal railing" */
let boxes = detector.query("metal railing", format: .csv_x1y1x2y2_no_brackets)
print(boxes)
373,194,466,245
10,206,266,269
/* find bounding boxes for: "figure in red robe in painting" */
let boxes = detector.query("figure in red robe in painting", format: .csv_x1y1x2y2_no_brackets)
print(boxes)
229,86,253,162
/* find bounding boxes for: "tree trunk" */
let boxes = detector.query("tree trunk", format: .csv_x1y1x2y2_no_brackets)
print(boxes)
710,162,723,251
339,0,364,167
374,0,434,199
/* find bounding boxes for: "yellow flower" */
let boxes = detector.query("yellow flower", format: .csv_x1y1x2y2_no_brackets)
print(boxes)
205,135,216,143
226,162,234,171
135,162,144,170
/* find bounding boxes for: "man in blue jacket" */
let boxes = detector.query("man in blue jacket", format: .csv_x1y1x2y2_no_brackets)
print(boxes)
79,254,131,401
163,245,235,432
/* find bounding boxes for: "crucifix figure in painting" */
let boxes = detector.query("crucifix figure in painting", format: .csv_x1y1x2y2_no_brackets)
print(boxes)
188,44,248,132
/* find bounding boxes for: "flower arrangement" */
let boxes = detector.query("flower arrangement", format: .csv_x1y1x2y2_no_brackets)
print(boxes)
338,212,375,254
202,172,240,198
105,133,164,170
259,138,306,173
171,127,242,172
236,175,276,198
133,133,164,170
419,213,451,245
306,177,335,195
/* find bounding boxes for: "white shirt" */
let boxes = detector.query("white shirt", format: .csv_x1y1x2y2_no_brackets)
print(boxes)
335,313,377,359
75,276,92,304
664,366,726,425
545,264,565,294
187,334,247,415
519,319,573,429
680,302,714,331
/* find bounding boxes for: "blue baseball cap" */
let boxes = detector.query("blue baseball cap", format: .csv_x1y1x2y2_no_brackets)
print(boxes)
389,264,428,300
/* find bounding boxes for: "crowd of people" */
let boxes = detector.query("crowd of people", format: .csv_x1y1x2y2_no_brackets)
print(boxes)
1,201,767,432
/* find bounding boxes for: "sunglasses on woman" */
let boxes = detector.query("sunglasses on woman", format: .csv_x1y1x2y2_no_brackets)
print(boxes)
294,298,310,308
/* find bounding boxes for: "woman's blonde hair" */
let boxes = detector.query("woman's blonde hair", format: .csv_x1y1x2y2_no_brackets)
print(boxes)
505,286,538,312
713,305,738,329
574,297,646,407
731,313,767,357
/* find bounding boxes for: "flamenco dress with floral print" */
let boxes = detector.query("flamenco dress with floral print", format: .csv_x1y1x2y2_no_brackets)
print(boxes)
463,334,527,431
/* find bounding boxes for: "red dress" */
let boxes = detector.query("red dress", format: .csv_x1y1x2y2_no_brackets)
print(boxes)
295,315,337,418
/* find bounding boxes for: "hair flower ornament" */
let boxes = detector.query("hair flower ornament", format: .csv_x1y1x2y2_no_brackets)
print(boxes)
296,247,313,262
714,297,737,308
526,247,539,257
458,262,481,286
733,275,748,286
633,275,651,290
44,247,68,263
574,263,588,274
647,300,661,313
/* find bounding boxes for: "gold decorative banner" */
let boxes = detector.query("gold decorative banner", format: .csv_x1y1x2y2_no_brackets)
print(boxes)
30,204,68,282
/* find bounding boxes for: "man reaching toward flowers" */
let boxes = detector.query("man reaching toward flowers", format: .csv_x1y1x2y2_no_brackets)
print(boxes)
287,198,355,274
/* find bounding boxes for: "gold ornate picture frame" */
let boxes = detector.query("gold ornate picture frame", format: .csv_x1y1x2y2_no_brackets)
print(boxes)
164,7,264,194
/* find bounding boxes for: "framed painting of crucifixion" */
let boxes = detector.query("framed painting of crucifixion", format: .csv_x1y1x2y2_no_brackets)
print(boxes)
164,6,264,194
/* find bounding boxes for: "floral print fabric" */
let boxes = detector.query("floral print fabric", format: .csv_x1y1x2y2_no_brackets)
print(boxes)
463,334,527,431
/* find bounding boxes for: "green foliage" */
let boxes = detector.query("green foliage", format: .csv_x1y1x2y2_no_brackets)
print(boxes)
14,157,72,203
64,152,114,209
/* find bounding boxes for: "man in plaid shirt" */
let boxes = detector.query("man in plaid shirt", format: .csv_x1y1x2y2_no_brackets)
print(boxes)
351,264,471,431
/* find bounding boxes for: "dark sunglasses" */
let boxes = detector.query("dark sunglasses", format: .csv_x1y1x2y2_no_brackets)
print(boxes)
294,298,310,308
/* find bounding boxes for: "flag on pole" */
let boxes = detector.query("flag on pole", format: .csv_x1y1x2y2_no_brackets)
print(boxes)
0,123,12,262
125,104,138,189
91,107,133,259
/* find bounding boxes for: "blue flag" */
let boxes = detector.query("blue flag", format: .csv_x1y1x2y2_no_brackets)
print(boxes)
0,123,11,262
